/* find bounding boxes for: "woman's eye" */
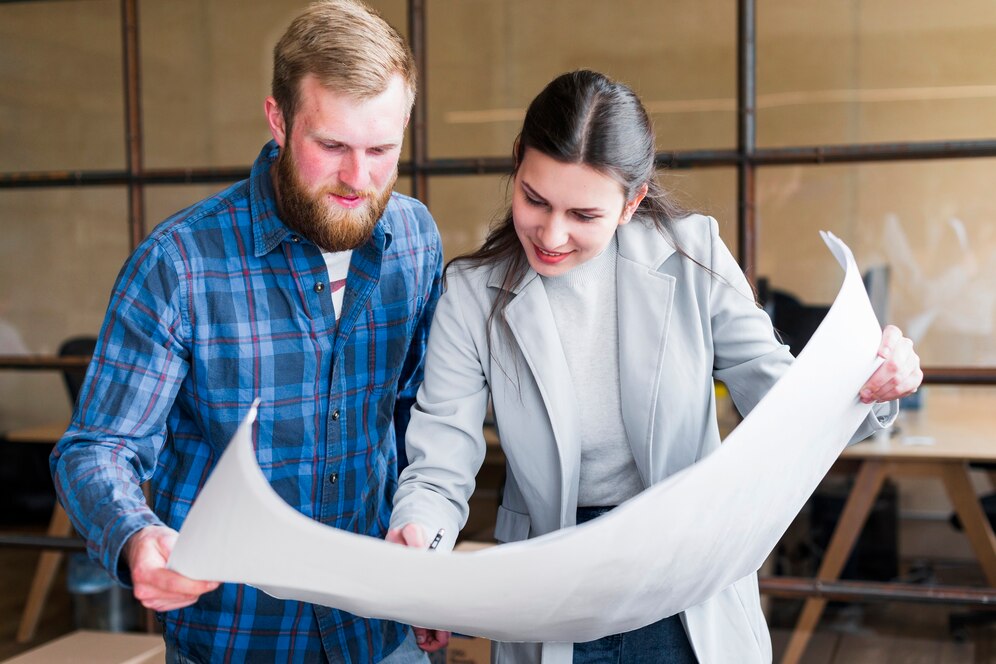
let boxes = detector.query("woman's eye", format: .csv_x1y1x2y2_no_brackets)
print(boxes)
573,212,596,222
524,195,545,208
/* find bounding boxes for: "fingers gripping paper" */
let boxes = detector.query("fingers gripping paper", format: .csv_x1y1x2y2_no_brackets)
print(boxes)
169,232,880,642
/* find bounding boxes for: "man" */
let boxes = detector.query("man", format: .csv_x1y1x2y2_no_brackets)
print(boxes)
50,1,442,661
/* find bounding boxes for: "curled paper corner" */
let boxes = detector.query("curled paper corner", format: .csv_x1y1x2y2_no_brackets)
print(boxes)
820,230,852,271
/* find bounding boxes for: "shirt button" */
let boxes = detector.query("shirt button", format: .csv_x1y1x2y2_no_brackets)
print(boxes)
291,235,301,243
329,473,338,485
314,282,325,293
331,409,340,421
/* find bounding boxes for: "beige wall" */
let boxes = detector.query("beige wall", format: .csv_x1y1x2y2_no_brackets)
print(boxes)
1,0,994,433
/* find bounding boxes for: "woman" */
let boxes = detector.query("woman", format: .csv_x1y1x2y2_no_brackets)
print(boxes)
388,70,921,663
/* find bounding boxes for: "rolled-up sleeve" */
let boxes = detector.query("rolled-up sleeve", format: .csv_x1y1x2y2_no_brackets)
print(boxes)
51,235,190,584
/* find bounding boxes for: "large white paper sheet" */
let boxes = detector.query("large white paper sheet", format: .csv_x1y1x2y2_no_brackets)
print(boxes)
169,231,881,642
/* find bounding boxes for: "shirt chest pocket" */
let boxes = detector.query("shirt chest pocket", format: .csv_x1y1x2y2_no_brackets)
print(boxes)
354,297,421,392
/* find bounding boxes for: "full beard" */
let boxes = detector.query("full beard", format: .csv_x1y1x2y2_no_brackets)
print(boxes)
274,145,396,253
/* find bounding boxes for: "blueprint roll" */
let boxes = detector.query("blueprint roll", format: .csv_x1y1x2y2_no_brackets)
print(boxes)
170,231,884,644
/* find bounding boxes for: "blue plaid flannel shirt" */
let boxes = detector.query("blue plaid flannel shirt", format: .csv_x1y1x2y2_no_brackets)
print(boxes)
51,141,443,663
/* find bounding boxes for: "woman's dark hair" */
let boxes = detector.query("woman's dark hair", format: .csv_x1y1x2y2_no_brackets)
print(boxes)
451,70,690,355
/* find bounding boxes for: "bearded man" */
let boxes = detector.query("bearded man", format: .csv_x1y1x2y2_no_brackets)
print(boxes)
50,2,442,662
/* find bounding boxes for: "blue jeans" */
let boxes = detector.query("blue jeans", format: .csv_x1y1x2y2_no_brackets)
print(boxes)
381,629,430,663
572,506,698,664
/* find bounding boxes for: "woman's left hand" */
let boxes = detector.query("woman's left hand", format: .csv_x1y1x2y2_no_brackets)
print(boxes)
859,325,923,404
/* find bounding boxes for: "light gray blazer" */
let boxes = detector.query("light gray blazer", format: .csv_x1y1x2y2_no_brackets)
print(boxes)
392,215,893,663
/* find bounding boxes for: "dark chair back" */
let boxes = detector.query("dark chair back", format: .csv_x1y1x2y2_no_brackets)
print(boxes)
57,336,97,406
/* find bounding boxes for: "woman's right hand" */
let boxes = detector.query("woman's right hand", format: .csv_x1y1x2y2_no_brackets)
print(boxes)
385,523,427,547
385,524,452,653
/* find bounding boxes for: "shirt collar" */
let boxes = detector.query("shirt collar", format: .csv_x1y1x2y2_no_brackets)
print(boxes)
250,141,291,257
249,140,395,257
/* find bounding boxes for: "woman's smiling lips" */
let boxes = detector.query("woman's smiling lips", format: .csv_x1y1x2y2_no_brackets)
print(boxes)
533,243,572,264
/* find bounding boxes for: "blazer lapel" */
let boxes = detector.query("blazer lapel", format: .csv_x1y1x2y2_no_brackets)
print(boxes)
617,222,678,485
501,272,581,520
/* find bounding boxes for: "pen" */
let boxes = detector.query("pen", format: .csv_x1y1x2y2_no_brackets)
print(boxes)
427,528,445,551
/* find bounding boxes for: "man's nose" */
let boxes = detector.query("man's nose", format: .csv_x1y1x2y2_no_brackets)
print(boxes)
339,152,370,192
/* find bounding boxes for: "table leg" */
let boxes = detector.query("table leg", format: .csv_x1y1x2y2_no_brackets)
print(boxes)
941,462,996,587
17,502,73,643
780,460,887,664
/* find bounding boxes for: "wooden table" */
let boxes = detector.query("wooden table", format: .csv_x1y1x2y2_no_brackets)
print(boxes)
781,387,996,663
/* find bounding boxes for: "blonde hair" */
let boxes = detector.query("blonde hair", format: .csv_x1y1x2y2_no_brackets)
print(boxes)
272,0,416,128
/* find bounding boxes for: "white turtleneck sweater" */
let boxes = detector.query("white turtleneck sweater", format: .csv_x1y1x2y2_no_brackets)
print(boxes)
540,236,644,507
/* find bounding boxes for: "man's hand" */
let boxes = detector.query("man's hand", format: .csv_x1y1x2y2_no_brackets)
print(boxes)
859,325,924,404
125,525,220,612
385,524,451,653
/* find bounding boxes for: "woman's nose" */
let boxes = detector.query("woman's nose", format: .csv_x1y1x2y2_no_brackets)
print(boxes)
538,214,568,248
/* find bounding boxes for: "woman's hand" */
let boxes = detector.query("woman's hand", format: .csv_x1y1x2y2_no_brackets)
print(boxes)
385,524,452,653
859,325,923,404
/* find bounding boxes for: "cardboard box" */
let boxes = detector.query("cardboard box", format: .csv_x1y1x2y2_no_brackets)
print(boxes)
2,630,165,664
452,540,495,553
445,634,491,664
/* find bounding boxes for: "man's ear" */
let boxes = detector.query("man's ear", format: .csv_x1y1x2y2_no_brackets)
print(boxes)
265,97,288,147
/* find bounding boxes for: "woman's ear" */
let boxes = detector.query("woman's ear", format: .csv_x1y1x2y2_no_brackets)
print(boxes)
620,183,649,225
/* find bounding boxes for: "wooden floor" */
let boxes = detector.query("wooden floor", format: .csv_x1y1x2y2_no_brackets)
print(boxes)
2,528,994,662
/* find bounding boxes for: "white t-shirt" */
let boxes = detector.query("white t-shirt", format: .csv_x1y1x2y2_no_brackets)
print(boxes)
321,250,352,320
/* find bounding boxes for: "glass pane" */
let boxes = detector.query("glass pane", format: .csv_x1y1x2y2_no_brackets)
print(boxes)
662,167,739,256
428,176,509,261
427,0,736,159
757,160,996,367
395,176,413,198
0,188,130,429
758,0,996,146
139,0,408,169
0,0,124,172
145,184,227,230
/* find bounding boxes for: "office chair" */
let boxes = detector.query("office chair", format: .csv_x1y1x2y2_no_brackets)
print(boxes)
756,278,830,358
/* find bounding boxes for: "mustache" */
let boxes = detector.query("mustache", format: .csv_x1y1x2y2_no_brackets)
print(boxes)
324,184,378,200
